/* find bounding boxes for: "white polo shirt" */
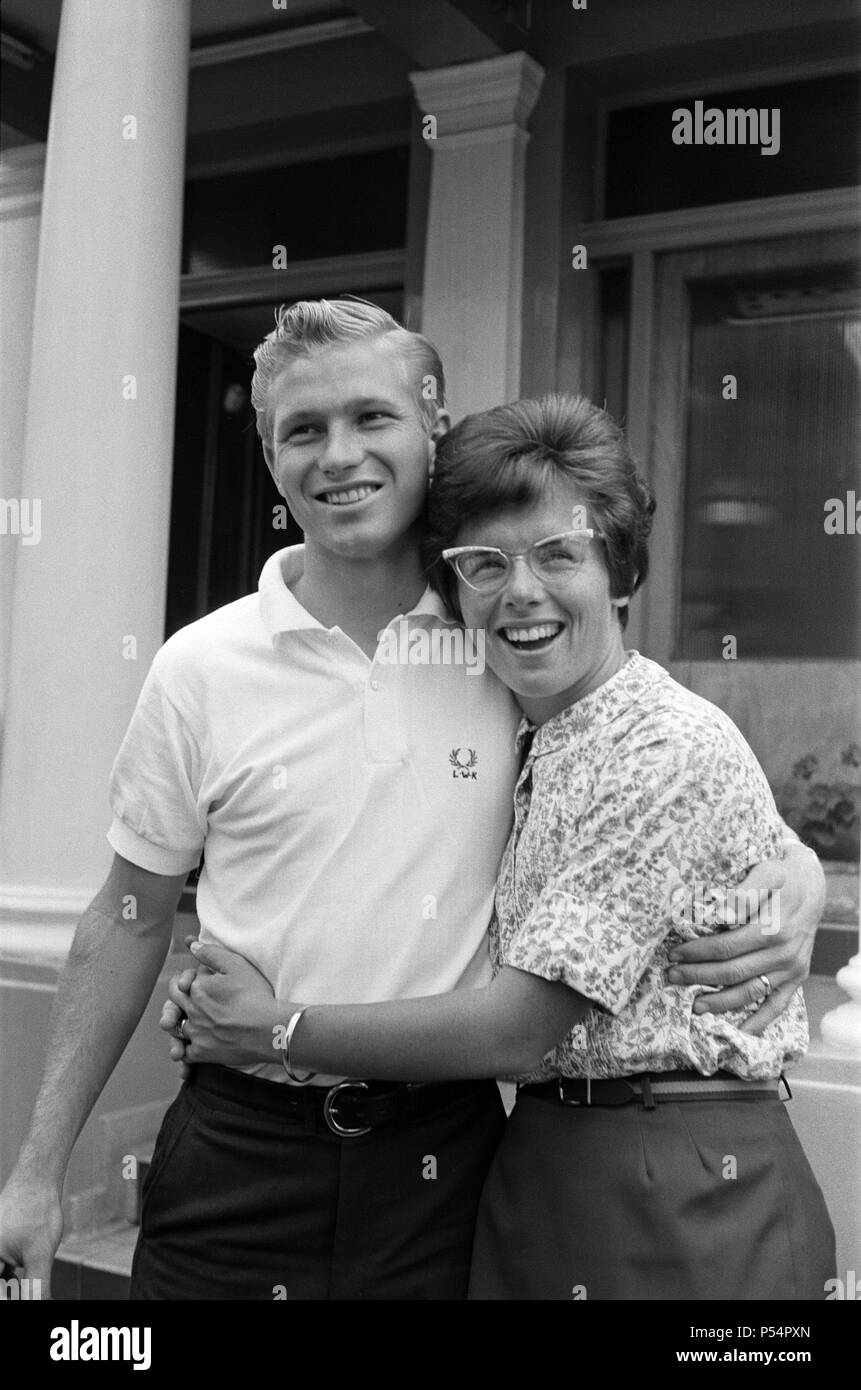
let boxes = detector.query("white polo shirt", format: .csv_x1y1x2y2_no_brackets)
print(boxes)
108,546,520,1082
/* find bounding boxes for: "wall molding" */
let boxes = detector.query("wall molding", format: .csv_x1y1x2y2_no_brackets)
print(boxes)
0,884,200,969
188,17,371,69
410,51,544,135
600,54,860,114
0,882,91,923
180,248,406,310
581,186,860,257
0,141,45,217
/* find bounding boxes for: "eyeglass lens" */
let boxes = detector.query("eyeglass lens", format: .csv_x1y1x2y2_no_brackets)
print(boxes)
457,534,592,589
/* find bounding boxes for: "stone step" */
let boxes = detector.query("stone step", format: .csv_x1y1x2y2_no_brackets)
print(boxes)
121,1145,154,1226
53,1220,136,1300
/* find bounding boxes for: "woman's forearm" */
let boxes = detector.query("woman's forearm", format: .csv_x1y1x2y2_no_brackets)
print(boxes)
281,967,590,1081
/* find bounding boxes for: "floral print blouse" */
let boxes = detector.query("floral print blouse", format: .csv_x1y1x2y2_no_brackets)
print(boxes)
492,651,808,1082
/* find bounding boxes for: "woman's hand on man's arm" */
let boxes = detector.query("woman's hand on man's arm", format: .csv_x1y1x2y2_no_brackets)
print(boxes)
666,842,825,1034
159,941,281,1069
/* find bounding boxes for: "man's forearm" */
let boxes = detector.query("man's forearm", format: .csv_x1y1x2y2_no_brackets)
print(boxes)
16,905,172,1188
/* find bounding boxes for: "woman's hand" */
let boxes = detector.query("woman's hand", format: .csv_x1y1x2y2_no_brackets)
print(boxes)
159,940,281,1068
159,963,198,1077
666,844,825,1034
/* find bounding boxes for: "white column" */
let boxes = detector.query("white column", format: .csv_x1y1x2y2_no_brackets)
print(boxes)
0,144,44,725
0,0,191,944
410,52,544,421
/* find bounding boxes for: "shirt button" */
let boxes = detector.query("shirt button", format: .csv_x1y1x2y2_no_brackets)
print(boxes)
370,679,380,690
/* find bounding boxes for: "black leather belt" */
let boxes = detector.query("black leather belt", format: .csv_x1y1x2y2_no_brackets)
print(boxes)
189,1064,486,1137
520,1070,785,1110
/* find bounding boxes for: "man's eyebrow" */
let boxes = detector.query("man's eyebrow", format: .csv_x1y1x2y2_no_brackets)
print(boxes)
345,395,404,412
275,397,403,434
275,409,314,435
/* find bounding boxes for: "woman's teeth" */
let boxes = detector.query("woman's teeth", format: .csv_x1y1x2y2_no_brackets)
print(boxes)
322,484,380,506
502,623,563,645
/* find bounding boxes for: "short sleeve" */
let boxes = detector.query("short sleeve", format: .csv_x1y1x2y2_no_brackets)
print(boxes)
107,648,206,876
501,710,783,1016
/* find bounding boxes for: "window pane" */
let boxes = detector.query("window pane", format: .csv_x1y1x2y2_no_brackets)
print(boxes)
677,268,861,659
183,148,409,274
598,265,630,425
165,324,292,636
605,73,860,218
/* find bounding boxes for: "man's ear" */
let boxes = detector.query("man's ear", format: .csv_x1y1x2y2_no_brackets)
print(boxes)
429,409,451,446
427,411,451,478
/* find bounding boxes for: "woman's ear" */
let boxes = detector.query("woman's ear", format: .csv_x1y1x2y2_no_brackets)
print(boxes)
611,569,639,612
610,597,628,632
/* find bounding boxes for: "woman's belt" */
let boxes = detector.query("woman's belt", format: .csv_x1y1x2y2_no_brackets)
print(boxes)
518,1070,785,1110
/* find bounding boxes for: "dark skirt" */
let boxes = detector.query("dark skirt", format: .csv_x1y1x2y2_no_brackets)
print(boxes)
468,1090,836,1300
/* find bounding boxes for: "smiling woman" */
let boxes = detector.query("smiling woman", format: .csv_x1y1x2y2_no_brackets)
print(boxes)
426,394,654,627
444,492,625,723
429,394,656,723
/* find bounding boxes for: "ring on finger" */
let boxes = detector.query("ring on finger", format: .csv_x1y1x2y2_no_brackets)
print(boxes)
757,973,773,1001
173,1015,189,1041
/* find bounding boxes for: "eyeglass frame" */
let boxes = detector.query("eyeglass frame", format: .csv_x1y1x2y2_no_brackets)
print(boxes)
441,528,604,593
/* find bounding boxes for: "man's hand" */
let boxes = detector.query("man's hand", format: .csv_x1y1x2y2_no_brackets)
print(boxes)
0,1169,64,1295
0,853,185,1299
159,941,279,1067
667,844,825,1034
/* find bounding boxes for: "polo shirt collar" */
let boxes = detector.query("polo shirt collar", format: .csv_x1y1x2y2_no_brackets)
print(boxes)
258,544,455,643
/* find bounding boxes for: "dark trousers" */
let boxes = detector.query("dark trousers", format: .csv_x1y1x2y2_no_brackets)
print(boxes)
469,1090,836,1300
130,1065,505,1301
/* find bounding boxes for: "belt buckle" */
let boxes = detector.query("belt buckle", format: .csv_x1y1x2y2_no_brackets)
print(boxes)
323,1081,371,1137
557,1078,591,1107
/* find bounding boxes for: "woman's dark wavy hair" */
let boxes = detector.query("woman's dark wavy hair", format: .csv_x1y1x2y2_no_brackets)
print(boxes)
423,393,656,630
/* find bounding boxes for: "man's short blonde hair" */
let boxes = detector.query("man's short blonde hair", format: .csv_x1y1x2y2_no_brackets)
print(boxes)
251,298,446,447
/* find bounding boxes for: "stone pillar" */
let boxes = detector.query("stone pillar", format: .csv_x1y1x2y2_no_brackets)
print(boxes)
821,951,861,1052
0,0,191,944
410,52,544,421
821,844,861,1055
0,144,44,726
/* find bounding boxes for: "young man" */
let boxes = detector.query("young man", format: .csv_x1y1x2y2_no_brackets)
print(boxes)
0,300,824,1301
